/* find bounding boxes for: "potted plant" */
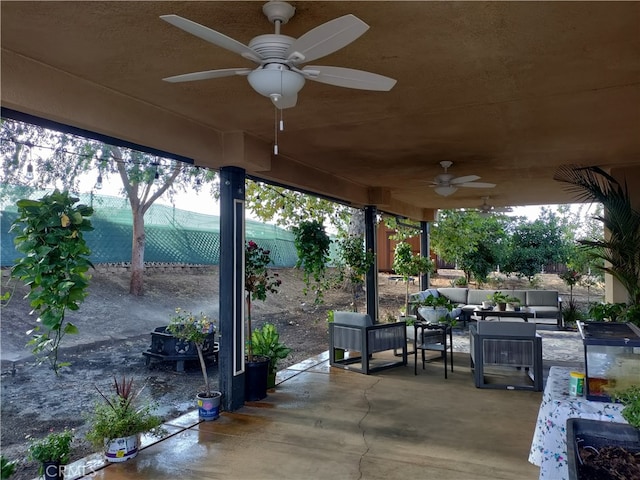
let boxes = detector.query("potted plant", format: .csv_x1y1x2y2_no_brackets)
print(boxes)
245,240,282,401
167,309,221,421
505,295,522,312
27,429,73,480
292,220,332,304
251,323,292,389
417,294,454,325
490,291,509,311
561,300,584,330
86,376,164,462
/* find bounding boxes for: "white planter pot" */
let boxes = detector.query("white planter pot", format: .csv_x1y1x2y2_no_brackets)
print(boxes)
104,434,139,462
417,307,450,324
197,391,221,421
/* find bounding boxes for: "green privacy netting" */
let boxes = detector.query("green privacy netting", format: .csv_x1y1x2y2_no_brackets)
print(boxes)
1,192,299,267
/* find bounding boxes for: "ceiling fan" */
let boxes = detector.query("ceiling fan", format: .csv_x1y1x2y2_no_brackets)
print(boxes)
160,1,397,109
429,161,496,197
475,197,513,216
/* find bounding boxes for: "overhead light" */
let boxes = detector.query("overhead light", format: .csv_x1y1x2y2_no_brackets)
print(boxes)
248,64,305,106
434,186,458,197
25,162,34,181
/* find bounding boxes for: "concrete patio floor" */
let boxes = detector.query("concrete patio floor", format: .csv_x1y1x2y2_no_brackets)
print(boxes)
63,347,580,480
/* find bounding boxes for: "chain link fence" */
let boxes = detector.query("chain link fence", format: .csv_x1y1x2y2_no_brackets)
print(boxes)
1,192,298,267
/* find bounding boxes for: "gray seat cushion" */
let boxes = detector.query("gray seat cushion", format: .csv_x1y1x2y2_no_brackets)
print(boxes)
467,289,497,305
437,288,468,305
476,320,536,336
333,312,373,327
526,290,559,307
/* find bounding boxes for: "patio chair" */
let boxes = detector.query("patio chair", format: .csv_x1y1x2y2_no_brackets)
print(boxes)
469,320,543,391
329,312,407,374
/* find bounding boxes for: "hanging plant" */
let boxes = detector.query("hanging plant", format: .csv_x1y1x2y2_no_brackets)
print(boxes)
292,220,332,304
337,234,375,312
10,189,94,374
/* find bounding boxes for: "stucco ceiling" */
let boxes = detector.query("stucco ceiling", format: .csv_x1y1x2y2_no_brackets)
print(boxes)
2,1,639,220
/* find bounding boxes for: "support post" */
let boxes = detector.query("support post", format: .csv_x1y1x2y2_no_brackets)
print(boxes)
219,166,246,411
365,206,379,322
420,221,430,290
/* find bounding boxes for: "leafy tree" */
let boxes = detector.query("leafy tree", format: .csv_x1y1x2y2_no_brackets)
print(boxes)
10,190,93,374
336,234,375,312
430,210,509,283
245,180,351,233
393,241,434,315
503,210,570,281
1,118,216,296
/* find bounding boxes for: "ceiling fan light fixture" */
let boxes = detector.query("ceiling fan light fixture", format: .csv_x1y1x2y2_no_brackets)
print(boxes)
248,65,305,99
434,185,458,197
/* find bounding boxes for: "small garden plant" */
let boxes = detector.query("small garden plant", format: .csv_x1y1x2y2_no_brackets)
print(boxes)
251,323,291,387
612,385,640,429
167,309,216,397
86,376,163,449
27,429,73,475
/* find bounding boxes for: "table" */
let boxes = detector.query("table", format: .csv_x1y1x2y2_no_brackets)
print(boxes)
414,322,453,378
474,308,535,322
528,366,626,479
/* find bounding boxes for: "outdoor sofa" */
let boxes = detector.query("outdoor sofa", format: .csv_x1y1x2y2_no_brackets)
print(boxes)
409,287,562,327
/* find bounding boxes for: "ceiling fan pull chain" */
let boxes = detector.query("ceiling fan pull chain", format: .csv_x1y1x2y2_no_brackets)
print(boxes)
274,105,279,155
279,103,284,131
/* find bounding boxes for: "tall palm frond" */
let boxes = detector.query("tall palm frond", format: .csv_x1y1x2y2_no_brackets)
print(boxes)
554,165,640,305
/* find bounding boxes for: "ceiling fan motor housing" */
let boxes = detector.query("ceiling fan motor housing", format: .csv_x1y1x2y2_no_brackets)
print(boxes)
249,34,294,60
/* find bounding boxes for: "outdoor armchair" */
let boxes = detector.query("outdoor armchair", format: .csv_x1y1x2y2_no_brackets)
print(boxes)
469,320,543,391
329,311,407,374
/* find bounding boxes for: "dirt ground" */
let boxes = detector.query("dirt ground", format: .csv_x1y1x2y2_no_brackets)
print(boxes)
0,265,601,479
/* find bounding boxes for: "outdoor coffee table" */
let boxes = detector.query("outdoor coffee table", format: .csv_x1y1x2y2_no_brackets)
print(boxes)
474,308,535,322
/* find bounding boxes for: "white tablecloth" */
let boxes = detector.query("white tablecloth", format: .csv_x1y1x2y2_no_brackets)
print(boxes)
528,366,626,480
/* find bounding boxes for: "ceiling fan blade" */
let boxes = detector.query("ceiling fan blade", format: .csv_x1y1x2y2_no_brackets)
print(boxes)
302,66,397,91
451,175,480,185
286,14,369,64
460,182,497,188
271,94,298,110
163,68,252,83
160,15,262,62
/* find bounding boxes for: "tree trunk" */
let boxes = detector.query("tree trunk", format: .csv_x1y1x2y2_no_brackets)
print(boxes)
129,207,145,296
345,209,367,299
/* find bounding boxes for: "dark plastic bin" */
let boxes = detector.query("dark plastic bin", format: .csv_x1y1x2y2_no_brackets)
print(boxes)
566,418,640,480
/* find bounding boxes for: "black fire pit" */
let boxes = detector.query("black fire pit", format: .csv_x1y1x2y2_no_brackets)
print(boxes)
142,325,219,372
